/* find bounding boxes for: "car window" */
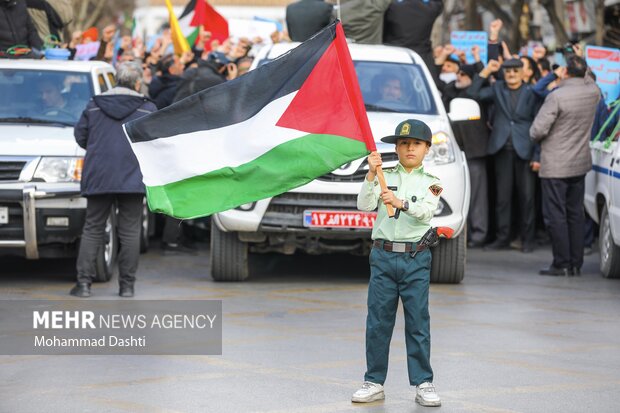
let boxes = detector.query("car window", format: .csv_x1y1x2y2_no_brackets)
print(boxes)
256,59,437,115
0,69,94,126
355,61,437,115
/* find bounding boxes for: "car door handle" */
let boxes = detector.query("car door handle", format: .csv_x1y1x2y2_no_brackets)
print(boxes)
611,158,615,167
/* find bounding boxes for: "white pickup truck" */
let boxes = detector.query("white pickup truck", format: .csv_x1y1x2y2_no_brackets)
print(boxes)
210,43,476,283
585,129,620,278
0,59,132,281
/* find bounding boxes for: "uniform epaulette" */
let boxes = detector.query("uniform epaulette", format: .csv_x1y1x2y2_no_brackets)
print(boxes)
424,171,440,180
383,167,397,173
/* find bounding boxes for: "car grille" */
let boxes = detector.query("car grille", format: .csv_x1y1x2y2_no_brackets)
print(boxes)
316,153,398,182
0,201,24,240
0,161,25,181
260,193,359,230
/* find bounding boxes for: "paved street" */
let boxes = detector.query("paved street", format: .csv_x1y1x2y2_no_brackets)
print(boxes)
1,244,620,413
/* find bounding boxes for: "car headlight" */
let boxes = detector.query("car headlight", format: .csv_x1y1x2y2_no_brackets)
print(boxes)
426,132,455,165
33,157,83,182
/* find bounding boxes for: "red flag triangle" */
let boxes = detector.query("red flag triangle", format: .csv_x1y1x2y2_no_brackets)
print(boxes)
276,24,375,151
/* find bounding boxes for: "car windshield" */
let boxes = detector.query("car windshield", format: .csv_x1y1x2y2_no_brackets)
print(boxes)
0,69,93,126
354,61,437,115
258,58,437,115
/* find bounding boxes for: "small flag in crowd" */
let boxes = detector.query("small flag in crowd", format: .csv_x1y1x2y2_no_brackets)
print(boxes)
164,0,191,55
179,0,229,45
123,22,375,219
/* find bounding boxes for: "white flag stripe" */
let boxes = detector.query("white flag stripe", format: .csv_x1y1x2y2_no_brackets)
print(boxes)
127,92,305,187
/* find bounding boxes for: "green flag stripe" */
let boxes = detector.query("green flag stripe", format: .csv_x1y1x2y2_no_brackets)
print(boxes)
145,134,369,219
185,27,200,47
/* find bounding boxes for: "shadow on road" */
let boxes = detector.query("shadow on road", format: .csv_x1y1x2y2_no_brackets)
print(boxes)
247,252,370,284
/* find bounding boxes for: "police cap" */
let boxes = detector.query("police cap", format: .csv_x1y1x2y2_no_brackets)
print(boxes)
380,119,432,145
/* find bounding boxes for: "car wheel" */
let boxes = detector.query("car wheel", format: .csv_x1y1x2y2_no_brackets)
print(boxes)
94,206,118,282
599,205,620,279
210,220,249,281
430,232,465,284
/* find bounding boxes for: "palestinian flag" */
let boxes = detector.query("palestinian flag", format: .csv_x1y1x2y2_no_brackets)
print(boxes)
179,0,229,46
123,22,375,219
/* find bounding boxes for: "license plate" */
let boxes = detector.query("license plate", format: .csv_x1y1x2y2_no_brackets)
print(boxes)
303,210,376,228
0,206,7,224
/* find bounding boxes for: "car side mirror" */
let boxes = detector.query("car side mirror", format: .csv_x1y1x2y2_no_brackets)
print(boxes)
448,98,481,122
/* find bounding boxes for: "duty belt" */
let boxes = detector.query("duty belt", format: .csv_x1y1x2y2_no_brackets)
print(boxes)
373,239,425,253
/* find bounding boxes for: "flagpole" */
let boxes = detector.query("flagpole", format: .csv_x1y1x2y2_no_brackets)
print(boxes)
375,166,396,217
336,0,341,21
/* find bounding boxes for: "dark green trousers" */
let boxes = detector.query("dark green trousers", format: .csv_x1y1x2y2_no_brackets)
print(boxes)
364,246,433,386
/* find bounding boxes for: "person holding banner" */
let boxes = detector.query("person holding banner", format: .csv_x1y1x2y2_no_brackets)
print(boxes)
353,119,442,407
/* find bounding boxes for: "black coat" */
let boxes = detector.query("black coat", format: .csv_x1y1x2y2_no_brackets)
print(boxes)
173,60,226,102
467,75,542,161
148,74,181,110
286,0,333,42
0,0,42,52
75,88,157,196
442,82,489,159
383,0,442,53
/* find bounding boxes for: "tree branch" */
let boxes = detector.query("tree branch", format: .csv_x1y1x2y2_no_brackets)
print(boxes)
539,0,569,45
82,1,108,33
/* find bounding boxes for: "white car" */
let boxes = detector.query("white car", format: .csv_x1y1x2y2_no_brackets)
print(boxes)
585,139,620,278
0,59,138,282
211,43,475,283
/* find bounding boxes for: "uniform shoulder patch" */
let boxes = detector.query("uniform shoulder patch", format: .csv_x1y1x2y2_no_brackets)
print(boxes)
429,184,443,196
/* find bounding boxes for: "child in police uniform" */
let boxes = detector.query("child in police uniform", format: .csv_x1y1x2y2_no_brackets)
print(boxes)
353,119,442,407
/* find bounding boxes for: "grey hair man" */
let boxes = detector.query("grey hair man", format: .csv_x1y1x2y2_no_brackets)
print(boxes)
530,55,600,276
70,61,157,298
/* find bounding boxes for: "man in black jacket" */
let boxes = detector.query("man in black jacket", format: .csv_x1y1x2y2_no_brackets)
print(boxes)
70,62,157,298
383,0,442,83
0,0,42,53
442,63,490,248
173,51,229,102
148,53,184,110
286,0,333,42
467,58,542,252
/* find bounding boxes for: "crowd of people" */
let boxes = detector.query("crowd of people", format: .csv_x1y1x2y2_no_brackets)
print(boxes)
1,0,619,406
1,0,619,282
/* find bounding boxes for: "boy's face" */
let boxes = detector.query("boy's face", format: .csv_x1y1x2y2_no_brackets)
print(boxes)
395,138,429,169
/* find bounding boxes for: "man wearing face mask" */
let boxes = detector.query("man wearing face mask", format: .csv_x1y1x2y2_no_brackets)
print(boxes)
0,0,42,54
441,62,489,248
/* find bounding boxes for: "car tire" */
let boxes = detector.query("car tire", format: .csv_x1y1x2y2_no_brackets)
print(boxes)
139,197,151,254
430,232,465,284
210,221,249,281
599,205,620,279
94,206,118,283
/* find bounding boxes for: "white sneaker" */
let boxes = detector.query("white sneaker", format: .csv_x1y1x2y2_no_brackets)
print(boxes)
416,382,441,407
351,381,384,403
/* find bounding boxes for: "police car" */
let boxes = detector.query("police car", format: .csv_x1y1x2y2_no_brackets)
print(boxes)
0,59,152,282
585,137,620,278
211,43,476,283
